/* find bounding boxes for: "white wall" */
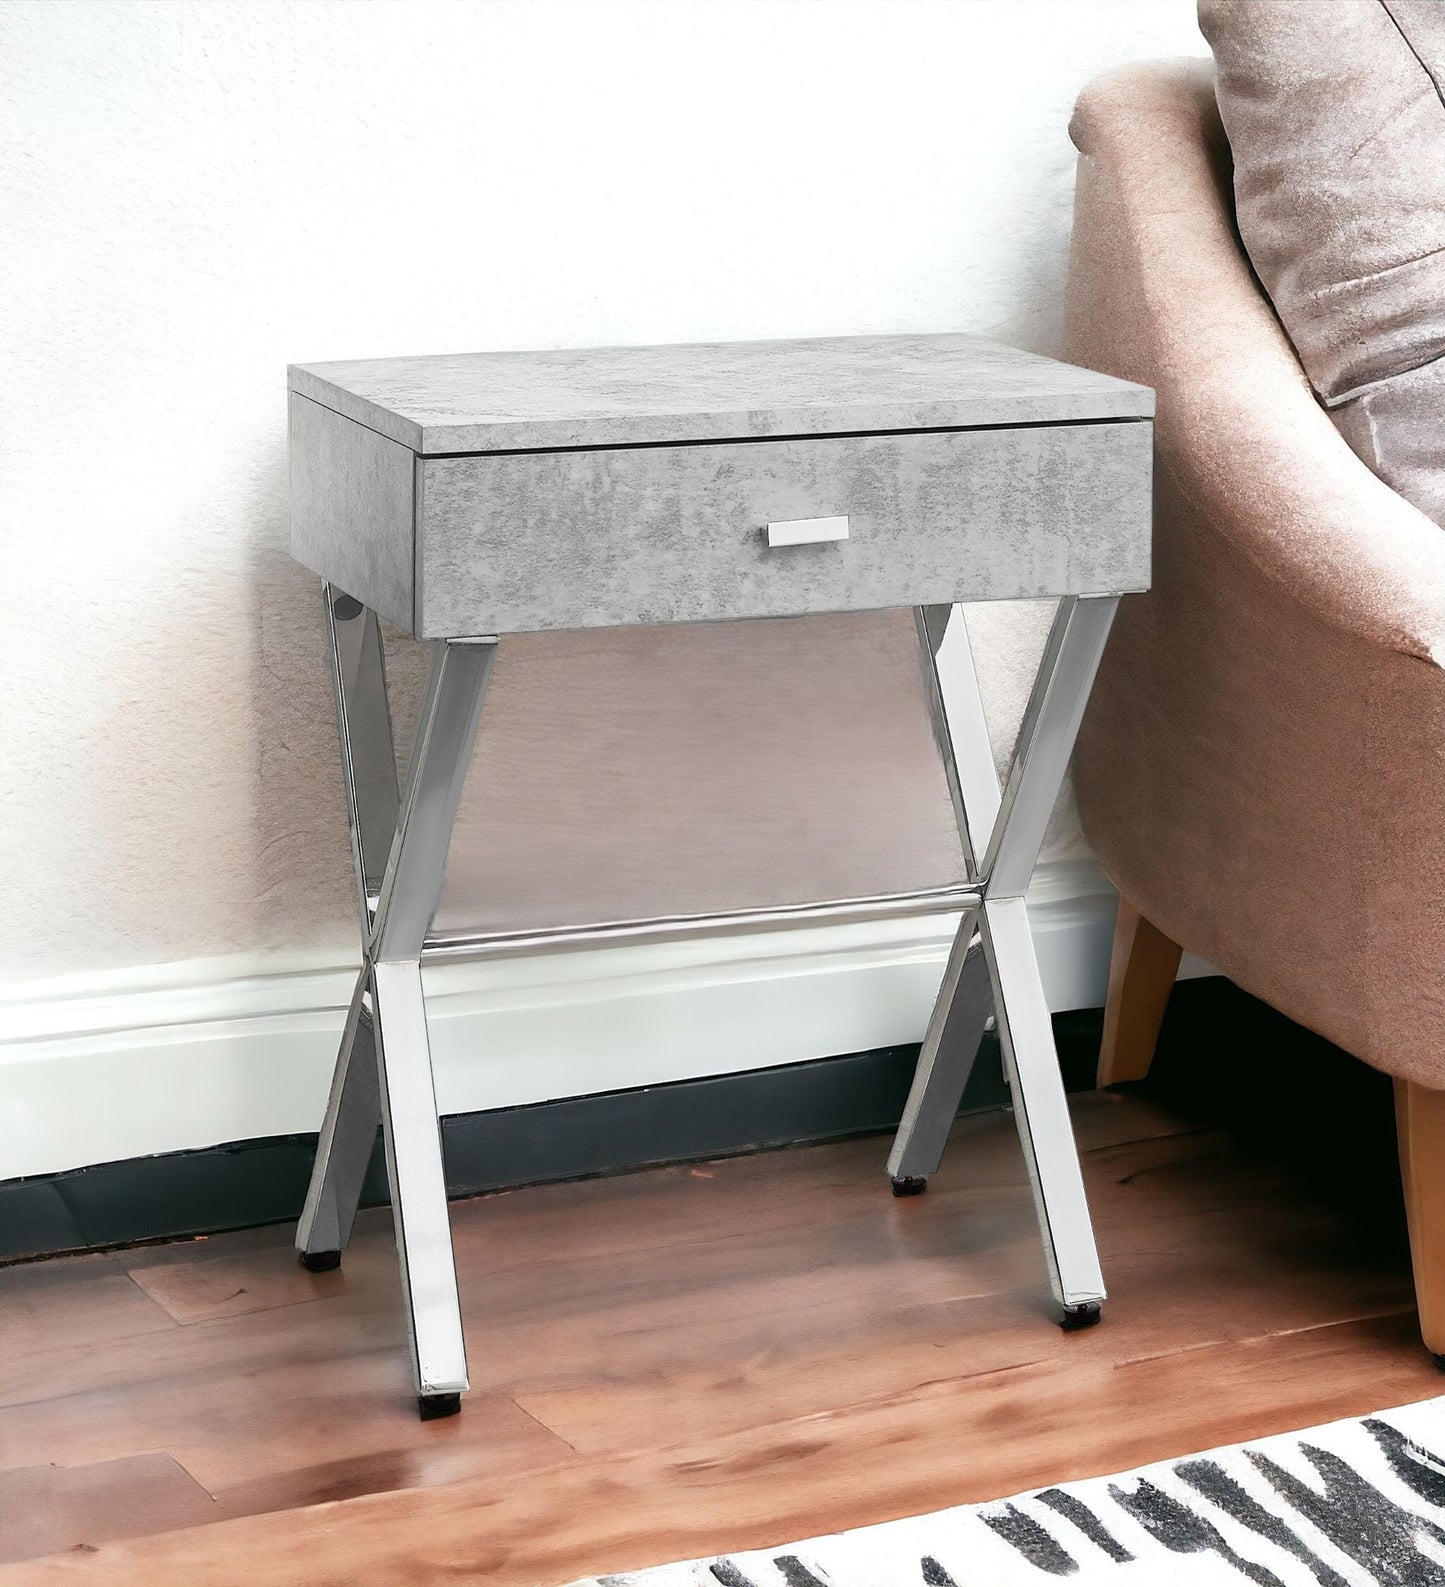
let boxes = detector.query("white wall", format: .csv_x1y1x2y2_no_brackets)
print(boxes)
0,0,1207,1176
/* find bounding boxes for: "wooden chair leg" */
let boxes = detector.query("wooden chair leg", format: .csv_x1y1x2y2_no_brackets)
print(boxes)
1395,1078,1445,1363
1096,896,1183,1088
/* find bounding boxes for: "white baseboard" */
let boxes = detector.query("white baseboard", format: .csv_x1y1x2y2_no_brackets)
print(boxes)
0,863,1209,1181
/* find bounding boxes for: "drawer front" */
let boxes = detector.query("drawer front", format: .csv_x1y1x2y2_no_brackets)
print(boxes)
415,422,1151,638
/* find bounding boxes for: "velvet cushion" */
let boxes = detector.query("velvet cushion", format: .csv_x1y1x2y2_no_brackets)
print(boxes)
1065,61,1445,1087
1198,0,1445,525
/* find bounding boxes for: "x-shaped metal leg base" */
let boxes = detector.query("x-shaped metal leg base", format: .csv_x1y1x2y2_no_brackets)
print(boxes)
887,598,1118,1326
296,586,496,1418
297,586,1117,1418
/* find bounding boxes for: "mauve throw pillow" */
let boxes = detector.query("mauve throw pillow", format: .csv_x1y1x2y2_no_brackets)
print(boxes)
1198,0,1445,526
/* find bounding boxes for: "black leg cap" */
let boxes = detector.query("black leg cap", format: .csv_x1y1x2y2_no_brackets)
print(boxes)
298,1249,342,1273
890,1175,928,1198
1432,1353,1445,1373
419,1392,462,1421
1060,1301,1102,1331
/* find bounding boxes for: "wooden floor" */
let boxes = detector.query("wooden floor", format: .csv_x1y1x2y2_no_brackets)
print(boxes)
1,1088,1438,1585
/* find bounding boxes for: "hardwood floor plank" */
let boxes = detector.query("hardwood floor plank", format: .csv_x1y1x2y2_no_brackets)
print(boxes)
3,1100,1412,1480
0,1356,574,1495
0,1100,1178,1414
0,1454,216,1566
0,1131,1233,1479
0,1282,402,1414
3,1315,1434,1587
507,1148,1414,1454
126,1240,393,1325
0,1089,1425,1587
0,1257,177,1369
205,1417,573,1523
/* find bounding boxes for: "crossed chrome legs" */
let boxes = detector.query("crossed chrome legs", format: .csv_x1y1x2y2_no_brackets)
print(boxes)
887,597,1119,1326
297,585,496,1417
299,585,1118,1417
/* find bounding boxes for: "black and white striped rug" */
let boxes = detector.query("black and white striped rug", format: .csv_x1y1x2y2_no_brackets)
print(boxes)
569,1398,1445,1586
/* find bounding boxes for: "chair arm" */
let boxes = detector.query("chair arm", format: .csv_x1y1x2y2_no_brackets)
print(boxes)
1066,61,1445,667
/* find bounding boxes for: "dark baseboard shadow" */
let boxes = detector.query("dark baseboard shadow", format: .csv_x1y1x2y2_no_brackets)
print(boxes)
1,1008,1110,1264
12,975,1390,1267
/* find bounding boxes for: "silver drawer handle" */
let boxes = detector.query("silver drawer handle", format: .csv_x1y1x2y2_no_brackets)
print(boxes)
765,514,850,548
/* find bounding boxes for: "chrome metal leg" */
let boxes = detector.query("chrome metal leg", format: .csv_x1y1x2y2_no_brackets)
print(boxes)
299,590,496,1416
325,585,401,926
983,597,1119,898
372,640,495,964
891,598,1118,1326
917,604,1001,864
982,896,1105,1311
295,588,401,1267
920,602,954,656
296,967,380,1266
370,638,495,1411
886,610,994,1192
886,918,990,1188
370,958,465,1410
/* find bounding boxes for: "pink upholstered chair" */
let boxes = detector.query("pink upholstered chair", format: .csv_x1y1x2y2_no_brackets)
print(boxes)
1065,61,1445,1362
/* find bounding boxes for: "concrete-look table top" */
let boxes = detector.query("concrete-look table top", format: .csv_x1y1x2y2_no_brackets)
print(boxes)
288,332,1155,456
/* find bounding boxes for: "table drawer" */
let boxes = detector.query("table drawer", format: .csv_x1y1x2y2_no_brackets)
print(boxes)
414,422,1149,637
288,392,1151,637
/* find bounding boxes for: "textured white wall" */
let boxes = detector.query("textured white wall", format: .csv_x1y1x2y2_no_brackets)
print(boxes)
0,0,1205,989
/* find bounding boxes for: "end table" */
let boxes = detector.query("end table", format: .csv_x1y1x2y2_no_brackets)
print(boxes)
287,333,1153,1417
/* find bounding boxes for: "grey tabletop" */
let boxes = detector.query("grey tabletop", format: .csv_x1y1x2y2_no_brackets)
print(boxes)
289,333,1155,456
